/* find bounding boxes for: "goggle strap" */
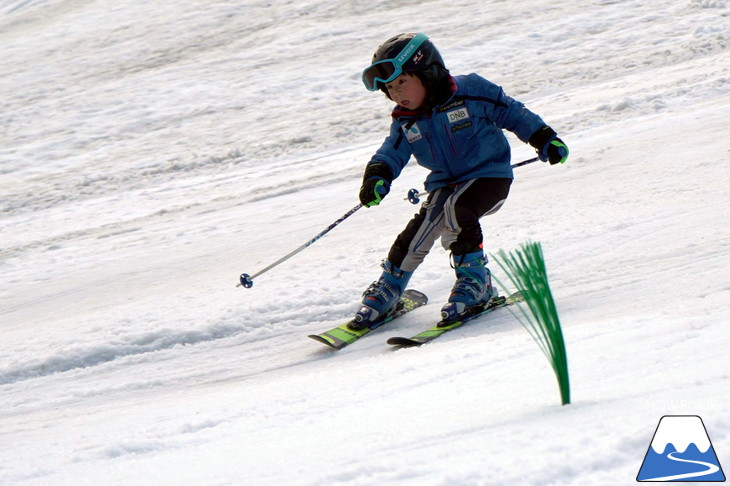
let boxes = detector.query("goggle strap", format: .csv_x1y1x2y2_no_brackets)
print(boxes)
362,33,429,91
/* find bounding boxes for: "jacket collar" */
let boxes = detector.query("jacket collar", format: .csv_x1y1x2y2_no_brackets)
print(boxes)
391,75,457,119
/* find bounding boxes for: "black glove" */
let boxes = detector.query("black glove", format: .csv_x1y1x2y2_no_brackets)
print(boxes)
529,126,569,165
359,162,393,207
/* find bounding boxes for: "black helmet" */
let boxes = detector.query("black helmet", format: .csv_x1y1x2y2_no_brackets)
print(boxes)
362,32,449,95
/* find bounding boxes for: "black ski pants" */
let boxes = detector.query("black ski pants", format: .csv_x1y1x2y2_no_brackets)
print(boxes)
387,177,512,272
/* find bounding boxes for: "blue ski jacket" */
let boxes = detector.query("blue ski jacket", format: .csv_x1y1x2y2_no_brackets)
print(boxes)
369,74,547,192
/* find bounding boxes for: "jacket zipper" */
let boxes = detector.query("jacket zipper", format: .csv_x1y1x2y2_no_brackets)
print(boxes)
433,118,456,179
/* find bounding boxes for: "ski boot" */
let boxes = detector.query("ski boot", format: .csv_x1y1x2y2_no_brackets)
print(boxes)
349,260,413,331
440,250,498,324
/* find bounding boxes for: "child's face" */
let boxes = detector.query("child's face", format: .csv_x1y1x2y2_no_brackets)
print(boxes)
385,73,426,110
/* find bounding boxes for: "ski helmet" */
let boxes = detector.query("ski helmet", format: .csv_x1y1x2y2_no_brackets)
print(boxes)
362,32,448,95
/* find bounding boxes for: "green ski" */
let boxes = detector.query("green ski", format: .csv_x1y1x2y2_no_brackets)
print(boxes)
309,289,428,350
387,291,523,347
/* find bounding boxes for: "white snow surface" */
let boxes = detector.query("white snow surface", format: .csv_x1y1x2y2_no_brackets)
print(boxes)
1,0,729,485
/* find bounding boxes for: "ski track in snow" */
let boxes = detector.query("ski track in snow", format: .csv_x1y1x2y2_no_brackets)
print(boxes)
1,0,729,485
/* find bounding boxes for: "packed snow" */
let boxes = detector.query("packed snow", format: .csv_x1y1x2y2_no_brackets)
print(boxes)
1,0,729,485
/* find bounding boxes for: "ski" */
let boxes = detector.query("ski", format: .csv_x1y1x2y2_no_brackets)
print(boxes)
308,289,428,350
387,291,524,347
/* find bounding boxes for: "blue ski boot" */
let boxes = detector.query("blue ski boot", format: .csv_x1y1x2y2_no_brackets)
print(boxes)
350,260,413,330
440,250,497,322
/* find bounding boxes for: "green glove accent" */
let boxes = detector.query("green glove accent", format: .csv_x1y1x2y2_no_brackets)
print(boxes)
367,179,389,207
359,162,393,207
549,139,569,165
529,126,569,165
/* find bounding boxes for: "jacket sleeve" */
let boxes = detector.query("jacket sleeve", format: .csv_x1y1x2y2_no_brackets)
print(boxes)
367,118,413,181
475,76,547,143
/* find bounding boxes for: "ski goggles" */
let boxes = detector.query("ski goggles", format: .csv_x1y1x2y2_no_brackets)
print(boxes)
362,33,429,91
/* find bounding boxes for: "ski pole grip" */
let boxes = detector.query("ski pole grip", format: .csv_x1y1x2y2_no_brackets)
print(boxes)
240,273,254,288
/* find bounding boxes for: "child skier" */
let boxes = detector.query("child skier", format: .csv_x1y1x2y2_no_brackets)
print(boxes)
351,32,568,329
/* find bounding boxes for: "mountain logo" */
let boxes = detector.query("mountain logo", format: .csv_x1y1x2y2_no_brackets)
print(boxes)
637,415,725,482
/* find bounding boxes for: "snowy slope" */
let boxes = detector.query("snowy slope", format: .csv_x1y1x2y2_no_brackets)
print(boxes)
1,0,729,485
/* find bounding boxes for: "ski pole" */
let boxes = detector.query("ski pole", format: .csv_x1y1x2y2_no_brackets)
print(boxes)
510,156,540,169
238,203,363,288
404,156,540,204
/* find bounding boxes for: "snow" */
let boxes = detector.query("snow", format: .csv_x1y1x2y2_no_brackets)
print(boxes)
1,0,729,484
